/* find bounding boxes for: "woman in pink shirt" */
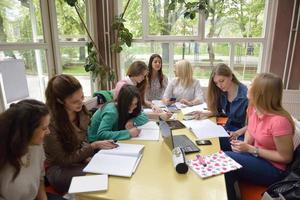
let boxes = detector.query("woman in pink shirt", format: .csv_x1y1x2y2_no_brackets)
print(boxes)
225,73,294,200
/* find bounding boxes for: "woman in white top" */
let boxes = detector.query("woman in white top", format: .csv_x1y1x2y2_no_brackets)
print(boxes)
0,99,50,200
162,59,204,106
145,54,168,101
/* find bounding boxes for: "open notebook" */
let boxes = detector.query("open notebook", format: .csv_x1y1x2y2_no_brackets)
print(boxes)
83,143,144,177
131,121,160,141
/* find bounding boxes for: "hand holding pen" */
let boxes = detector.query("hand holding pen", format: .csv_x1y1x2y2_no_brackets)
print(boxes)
129,127,141,137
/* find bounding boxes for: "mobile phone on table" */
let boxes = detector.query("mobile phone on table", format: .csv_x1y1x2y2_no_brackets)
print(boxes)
195,139,212,145
170,97,176,101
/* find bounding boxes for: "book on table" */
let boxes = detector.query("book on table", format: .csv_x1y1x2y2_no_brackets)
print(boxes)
187,151,242,178
83,143,144,177
68,174,108,194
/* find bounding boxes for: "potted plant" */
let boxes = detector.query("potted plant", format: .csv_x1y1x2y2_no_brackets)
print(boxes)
65,0,133,89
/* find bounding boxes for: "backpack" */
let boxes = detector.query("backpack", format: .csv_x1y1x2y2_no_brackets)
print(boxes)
263,145,300,200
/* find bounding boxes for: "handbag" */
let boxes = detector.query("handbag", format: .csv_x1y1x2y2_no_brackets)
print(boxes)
263,145,300,200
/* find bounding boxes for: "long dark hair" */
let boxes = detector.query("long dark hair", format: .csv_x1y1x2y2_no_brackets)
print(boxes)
45,74,88,153
0,99,49,180
147,54,164,89
207,63,240,114
116,84,142,130
127,61,148,105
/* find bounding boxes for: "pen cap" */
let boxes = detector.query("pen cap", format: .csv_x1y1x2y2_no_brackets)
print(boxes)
172,147,188,174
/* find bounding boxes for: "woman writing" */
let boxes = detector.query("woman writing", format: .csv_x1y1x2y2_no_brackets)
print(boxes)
162,59,204,106
44,74,117,193
224,73,294,200
0,99,50,200
88,84,149,142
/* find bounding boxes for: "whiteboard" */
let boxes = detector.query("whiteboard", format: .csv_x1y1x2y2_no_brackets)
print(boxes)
0,59,29,103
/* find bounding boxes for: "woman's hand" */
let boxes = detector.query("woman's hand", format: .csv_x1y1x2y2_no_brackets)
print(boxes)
230,140,251,153
159,111,173,120
129,127,141,137
151,104,163,113
229,131,240,141
180,99,192,106
91,140,118,150
125,120,134,129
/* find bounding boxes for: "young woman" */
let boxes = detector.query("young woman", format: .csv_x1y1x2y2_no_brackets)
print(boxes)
114,60,172,119
88,84,149,142
192,63,248,136
44,74,117,193
224,73,294,200
0,99,50,200
145,54,168,101
162,59,204,106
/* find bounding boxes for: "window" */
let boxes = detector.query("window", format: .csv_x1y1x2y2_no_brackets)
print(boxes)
120,0,271,86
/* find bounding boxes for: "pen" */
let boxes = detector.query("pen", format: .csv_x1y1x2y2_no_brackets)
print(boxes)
196,154,207,167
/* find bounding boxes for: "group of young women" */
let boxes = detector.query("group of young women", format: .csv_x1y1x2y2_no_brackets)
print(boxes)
0,53,295,200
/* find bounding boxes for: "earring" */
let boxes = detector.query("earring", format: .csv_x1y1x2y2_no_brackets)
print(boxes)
57,98,63,104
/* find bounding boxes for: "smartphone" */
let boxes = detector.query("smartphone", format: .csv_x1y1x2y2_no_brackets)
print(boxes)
170,97,176,101
195,139,212,145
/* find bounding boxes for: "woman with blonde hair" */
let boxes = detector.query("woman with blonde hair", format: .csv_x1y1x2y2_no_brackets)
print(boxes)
162,59,204,106
224,73,294,200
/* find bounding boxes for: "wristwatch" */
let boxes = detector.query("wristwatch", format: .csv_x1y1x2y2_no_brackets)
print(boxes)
252,147,259,157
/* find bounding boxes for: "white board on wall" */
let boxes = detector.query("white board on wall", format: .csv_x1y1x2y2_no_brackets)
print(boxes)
0,59,29,103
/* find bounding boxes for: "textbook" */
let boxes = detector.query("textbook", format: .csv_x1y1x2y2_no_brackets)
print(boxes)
83,143,144,177
68,175,108,194
187,151,242,178
132,121,160,141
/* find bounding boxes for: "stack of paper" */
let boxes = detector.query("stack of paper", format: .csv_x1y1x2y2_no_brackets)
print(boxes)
182,119,229,139
132,121,160,141
181,103,207,116
187,151,242,178
68,175,108,194
83,143,144,177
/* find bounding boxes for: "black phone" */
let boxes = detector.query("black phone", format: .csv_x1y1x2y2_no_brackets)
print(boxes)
195,139,212,145
170,97,176,101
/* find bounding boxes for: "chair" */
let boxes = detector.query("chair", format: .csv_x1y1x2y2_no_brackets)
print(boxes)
282,90,300,120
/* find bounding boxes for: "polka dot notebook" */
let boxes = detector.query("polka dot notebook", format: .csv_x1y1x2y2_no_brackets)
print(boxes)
187,151,242,178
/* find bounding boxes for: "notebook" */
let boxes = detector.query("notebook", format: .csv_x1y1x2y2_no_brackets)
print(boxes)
68,175,108,194
187,151,242,178
83,143,144,177
159,120,200,154
131,121,160,141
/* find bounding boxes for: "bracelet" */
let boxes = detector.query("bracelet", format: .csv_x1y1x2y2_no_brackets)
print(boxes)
252,147,259,157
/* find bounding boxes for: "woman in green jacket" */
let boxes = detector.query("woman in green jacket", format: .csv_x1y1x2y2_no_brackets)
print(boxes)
88,84,149,142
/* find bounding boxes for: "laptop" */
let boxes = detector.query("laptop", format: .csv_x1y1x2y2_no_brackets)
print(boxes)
165,120,186,130
159,120,200,154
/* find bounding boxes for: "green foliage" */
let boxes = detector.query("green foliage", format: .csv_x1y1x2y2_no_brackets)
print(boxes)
169,0,209,19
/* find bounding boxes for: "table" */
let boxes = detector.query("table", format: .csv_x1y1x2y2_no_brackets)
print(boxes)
76,119,227,200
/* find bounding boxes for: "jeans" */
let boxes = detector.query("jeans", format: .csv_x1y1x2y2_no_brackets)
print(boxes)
224,151,286,200
219,125,244,151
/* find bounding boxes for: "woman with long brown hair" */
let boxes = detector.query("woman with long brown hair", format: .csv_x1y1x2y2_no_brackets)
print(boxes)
44,74,117,193
0,99,50,200
224,73,294,200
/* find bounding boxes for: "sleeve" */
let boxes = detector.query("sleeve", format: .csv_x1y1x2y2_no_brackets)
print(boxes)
95,110,131,140
133,112,149,126
44,129,94,166
163,79,174,99
194,80,204,103
271,116,294,136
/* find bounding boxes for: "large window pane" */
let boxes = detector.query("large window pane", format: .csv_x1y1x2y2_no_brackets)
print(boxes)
121,0,142,39
0,0,44,43
233,43,262,81
55,0,87,42
148,0,199,36
0,49,48,100
205,0,266,38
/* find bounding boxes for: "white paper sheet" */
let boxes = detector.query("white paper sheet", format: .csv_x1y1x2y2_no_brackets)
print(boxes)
68,175,108,194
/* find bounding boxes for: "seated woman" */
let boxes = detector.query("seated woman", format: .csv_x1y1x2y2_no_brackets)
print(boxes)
0,99,50,200
192,63,248,150
193,63,248,132
44,74,117,193
162,59,204,106
145,54,168,101
224,73,294,200
114,60,172,120
88,84,149,142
